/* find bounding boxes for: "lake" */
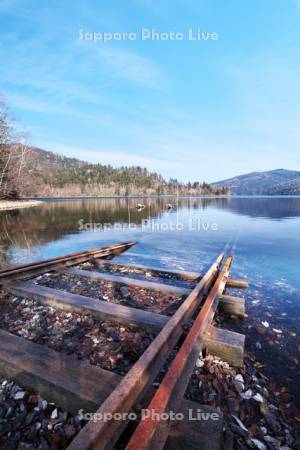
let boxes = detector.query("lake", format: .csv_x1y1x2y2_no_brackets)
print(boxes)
0,196,299,405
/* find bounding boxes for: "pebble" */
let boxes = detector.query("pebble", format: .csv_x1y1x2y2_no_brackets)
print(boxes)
240,389,253,400
251,438,267,450
120,286,130,298
51,408,58,419
14,391,25,400
253,393,264,403
196,358,204,368
235,374,244,383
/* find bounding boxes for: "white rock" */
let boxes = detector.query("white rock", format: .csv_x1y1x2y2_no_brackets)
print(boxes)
14,391,25,400
196,359,204,368
240,389,253,400
232,415,248,432
253,393,264,403
251,438,267,450
264,435,278,444
41,400,48,410
235,374,244,383
51,408,58,419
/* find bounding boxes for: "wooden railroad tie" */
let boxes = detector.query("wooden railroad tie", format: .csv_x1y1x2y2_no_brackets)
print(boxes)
0,241,248,450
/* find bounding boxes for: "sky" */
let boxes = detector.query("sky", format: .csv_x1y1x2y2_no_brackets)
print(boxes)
0,0,300,183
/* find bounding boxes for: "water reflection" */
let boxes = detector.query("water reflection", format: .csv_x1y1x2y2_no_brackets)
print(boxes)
0,198,163,265
1,196,300,266
218,197,300,220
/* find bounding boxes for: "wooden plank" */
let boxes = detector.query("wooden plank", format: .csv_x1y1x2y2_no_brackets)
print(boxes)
166,400,223,450
117,252,190,264
125,257,233,450
218,294,245,318
0,330,223,450
6,283,246,339
63,268,191,296
0,329,121,415
203,325,245,367
226,277,248,289
0,241,136,284
95,259,200,282
5,282,169,333
115,255,248,289
120,252,249,289
67,253,224,450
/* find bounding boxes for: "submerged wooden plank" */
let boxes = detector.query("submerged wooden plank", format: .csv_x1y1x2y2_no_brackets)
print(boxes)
117,254,248,289
95,259,200,282
226,277,248,289
218,294,245,318
4,282,168,332
204,325,245,367
63,268,191,296
0,329,121,415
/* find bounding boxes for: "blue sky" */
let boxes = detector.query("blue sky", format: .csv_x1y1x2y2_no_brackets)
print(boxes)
1,0,300,182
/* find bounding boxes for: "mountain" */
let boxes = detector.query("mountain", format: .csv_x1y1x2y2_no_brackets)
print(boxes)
212,169,300,195
19,147,228,197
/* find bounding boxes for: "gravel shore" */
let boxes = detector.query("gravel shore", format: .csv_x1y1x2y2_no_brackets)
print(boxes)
0,200,43,211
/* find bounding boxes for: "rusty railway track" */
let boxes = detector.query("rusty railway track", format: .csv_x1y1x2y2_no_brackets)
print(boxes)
0,241,248,450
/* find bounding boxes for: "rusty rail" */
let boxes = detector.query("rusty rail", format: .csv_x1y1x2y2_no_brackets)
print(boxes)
126,256,233,450
0,241,135,284
67,253,224,450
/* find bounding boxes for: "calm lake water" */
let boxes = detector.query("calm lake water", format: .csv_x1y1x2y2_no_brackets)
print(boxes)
0,196,299,404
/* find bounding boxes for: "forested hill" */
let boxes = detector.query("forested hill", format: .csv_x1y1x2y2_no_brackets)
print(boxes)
20,147,228,197
213,169,300,195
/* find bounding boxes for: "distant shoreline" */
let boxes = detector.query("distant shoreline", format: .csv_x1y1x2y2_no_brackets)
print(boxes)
0,200,44,211
26,194,300,201
1,195,300,211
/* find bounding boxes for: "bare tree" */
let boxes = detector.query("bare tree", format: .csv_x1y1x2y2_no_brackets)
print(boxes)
0,96,31,199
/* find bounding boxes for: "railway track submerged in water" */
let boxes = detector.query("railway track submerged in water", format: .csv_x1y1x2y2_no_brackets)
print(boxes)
0,241,248,449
